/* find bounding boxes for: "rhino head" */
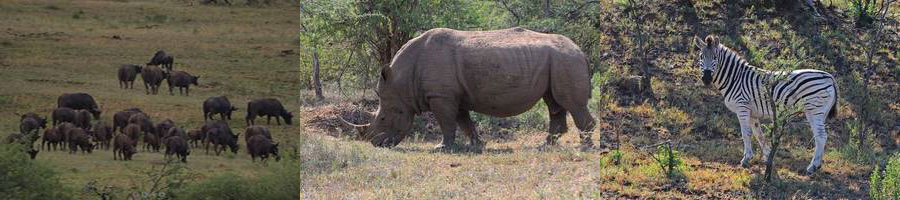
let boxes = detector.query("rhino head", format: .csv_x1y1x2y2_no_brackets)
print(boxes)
342,67,415,147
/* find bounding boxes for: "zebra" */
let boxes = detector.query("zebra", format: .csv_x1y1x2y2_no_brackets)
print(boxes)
694,35,839,174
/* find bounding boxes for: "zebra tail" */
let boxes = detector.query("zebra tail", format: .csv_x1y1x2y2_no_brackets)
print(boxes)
827,80,839,120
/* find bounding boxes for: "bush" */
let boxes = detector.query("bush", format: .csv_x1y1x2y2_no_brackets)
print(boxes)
0,144,72,200
871,153,900,200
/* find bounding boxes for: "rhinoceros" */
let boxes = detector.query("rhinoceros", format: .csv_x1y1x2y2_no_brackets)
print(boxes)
343,27,597,152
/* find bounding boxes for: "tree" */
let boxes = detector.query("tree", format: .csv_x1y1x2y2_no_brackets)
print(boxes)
857,0,894,146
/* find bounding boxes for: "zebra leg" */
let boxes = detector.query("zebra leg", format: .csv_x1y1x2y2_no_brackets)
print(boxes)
750,117,771,163
736,113,755,168
804,104,830,174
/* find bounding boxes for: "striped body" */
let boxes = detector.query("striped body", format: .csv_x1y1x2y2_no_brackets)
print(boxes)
696,36,838,174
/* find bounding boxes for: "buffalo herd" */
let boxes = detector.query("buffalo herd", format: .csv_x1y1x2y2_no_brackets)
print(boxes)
7,50,286,163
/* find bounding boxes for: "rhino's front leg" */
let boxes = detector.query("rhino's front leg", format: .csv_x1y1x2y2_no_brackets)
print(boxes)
430,97,461,152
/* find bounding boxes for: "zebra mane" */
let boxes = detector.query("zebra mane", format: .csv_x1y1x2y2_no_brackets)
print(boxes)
715,44,775,74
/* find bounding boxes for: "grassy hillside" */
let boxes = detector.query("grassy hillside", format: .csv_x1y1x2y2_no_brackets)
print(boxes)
0,0,303,198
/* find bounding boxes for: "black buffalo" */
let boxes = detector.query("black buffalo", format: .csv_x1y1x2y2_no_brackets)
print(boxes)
118,64,143,89
246,98,293,126
166,71,199,96
203,96,237,121
164,136,190,163
57,93,101,119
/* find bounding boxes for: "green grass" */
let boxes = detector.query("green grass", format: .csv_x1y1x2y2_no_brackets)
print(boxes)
0,0,302,198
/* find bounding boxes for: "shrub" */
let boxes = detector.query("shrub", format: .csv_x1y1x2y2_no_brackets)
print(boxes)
0,144,72,200
871,153,900,200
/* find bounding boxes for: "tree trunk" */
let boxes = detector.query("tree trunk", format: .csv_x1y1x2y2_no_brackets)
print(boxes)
313,47,324,100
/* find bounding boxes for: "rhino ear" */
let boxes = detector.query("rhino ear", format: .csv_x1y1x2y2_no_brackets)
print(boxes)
380,67,391,81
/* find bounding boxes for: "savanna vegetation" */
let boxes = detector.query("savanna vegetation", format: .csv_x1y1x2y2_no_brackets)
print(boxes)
298,0,900,199
1,0,899,199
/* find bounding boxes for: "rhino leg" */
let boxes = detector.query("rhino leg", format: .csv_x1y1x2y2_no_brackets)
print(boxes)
543,94,569,146
456,111,484,153
570,108,596,150
430,98,462,152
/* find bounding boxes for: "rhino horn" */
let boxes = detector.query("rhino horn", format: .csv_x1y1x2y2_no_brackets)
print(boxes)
339,115,370,138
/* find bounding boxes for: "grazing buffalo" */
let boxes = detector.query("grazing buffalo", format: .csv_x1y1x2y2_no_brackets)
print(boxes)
187,128,204,148
246,98,293,126
247,134,280,162
73,109,92,130
166,71,199,96
92,122,113,150
19,117,42,134
118,64,143,89
155,119,175,138
67,128,94,154
42,127,62,151
143,132,161,152
113,109,143,133
207,128,239,156
141,65,167,95
128,112,154,136
164,136,190,163
123,124,142,146
113,134,137,161
201,120,232,147
56,122,77,146
166,127,187,140
341,28,596,152
243,125,271,144
19,112,47,129
203,96,237,121
57,93,101,119
52,107,76,125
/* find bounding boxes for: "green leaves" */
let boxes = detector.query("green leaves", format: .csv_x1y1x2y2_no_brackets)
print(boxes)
871,153,900,200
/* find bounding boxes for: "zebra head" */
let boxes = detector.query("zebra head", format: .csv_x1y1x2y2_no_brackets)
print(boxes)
694,35,720,86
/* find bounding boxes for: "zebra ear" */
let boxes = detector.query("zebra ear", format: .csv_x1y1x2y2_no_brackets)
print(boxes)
704,35,718,47
694,36,706,49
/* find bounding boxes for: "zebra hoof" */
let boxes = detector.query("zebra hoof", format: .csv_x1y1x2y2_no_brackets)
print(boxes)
805,164,821,175
740,158,752,168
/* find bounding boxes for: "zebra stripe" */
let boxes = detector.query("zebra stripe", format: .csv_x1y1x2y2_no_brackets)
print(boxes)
696,36,839,174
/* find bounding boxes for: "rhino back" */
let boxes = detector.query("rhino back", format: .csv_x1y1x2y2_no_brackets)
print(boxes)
393,28,588,116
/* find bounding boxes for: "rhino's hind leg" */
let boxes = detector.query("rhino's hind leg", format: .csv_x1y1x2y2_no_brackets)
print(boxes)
569,107,596,150
543,94,569,146
457,111,484,153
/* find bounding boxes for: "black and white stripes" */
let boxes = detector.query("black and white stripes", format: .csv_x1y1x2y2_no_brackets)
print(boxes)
695,35,838,174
